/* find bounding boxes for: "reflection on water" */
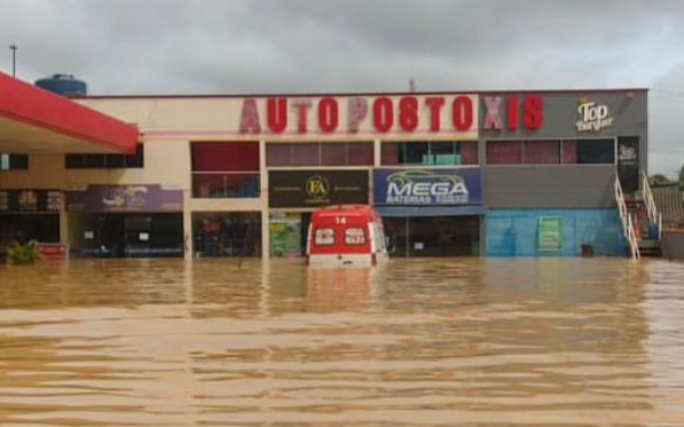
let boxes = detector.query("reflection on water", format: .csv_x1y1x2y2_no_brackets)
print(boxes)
1,258,684,426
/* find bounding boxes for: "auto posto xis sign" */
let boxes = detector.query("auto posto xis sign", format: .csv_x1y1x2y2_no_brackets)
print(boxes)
373,168,482,206
237,94,479,136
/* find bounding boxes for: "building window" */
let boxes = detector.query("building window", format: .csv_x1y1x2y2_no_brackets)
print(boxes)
486,140,522,165
561,139,616,164
321,143,347,166
562,140,577,164
65,144,144,169
292,142,320,166
487,139,615,165
266,142,373,167
191,142,260,198
523,140,560,164
381,141,478,166
575,139,616,164
0,154,29,171
348,143,375,165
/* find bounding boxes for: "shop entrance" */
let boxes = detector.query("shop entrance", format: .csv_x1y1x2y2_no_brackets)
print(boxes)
193,212,261,258
70,213,183,258
0,213,60,255
617,137,639,194
383,215,480,257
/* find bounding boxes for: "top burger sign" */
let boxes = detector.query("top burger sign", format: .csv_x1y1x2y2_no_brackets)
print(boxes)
237,95,478,137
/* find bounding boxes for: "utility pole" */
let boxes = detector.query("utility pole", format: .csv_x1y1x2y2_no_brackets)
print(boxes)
9,44,17,77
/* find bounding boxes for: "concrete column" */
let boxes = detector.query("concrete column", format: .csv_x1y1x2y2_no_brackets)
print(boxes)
183,189,193,260
259,139,270,259
261,209,270,259
59,212,68,244
374,138,382,167
59,194,69,245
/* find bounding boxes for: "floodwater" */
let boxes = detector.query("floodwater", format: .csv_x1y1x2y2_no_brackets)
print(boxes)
1,258,684,427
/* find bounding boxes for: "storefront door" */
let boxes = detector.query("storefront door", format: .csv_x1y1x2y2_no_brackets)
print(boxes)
383,216,480,257
618,137,639,193
193,212,261,258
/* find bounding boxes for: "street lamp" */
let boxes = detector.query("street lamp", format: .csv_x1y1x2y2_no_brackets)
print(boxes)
9,44,17,77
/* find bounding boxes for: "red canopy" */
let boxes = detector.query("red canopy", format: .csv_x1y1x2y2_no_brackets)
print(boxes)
0,71,138,154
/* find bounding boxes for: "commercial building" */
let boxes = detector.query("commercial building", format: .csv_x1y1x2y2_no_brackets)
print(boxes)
0,73,648,258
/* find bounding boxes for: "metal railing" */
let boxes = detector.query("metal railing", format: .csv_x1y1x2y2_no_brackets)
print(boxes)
641,172,659,226
615,173,640,259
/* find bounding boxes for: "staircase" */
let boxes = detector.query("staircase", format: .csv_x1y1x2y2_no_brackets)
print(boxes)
615,173,640,259
620,172,662,258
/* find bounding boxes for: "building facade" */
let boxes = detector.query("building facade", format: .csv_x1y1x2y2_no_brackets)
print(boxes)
0,89,647,258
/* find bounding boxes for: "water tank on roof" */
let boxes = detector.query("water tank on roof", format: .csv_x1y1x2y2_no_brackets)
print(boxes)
35,74,87,97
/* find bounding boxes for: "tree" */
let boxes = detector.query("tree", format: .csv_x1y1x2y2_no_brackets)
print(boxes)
650,173,673,187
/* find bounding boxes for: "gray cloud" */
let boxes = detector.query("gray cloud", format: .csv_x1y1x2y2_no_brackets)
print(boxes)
2,0,684,174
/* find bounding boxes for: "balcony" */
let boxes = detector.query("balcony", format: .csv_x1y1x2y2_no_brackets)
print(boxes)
192,172,260,199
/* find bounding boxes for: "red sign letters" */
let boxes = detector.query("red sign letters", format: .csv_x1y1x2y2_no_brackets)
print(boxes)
239,95,476,135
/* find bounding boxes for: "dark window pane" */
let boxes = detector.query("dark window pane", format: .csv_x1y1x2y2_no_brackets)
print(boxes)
460,143,478,165
431,142,455,155
576,139,615,164
65,154,85,169
266,143,292,167
381,142,400,166
348,142,373,166
486,140,522,165
431,142,459,165
321,143,347,166
523,140,560,164
562,140,577,164
107,154,125,168
66,146,142,169
8,154,29,170
291,143,320,166
84,154,106,168
405,142,429,165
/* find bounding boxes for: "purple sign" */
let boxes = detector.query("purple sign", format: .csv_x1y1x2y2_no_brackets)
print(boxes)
67,185,183,213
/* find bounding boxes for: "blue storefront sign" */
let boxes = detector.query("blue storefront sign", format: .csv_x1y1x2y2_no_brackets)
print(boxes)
374,168,482,205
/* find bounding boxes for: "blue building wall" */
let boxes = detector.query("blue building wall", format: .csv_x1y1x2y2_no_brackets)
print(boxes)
486,209,627,257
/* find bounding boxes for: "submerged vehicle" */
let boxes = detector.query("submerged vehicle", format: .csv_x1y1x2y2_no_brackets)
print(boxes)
306,204,388,267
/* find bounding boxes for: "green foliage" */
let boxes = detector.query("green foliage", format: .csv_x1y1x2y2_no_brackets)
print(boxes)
6,240,41,265
649,173,673,187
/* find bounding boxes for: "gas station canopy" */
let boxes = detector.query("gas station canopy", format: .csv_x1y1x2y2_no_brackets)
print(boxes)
0,71,138,154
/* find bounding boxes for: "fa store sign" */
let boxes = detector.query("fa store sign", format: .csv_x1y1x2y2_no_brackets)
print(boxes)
576,98,614,132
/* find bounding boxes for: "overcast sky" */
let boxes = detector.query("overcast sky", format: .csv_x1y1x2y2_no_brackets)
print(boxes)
2,0,684,176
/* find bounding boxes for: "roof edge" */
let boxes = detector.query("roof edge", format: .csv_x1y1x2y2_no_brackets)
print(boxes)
75,88,650,101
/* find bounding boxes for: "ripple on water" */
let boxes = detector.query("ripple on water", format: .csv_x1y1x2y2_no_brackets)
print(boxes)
1,257,684,426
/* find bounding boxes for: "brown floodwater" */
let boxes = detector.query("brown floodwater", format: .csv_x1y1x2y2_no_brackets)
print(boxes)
1,257,684,426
